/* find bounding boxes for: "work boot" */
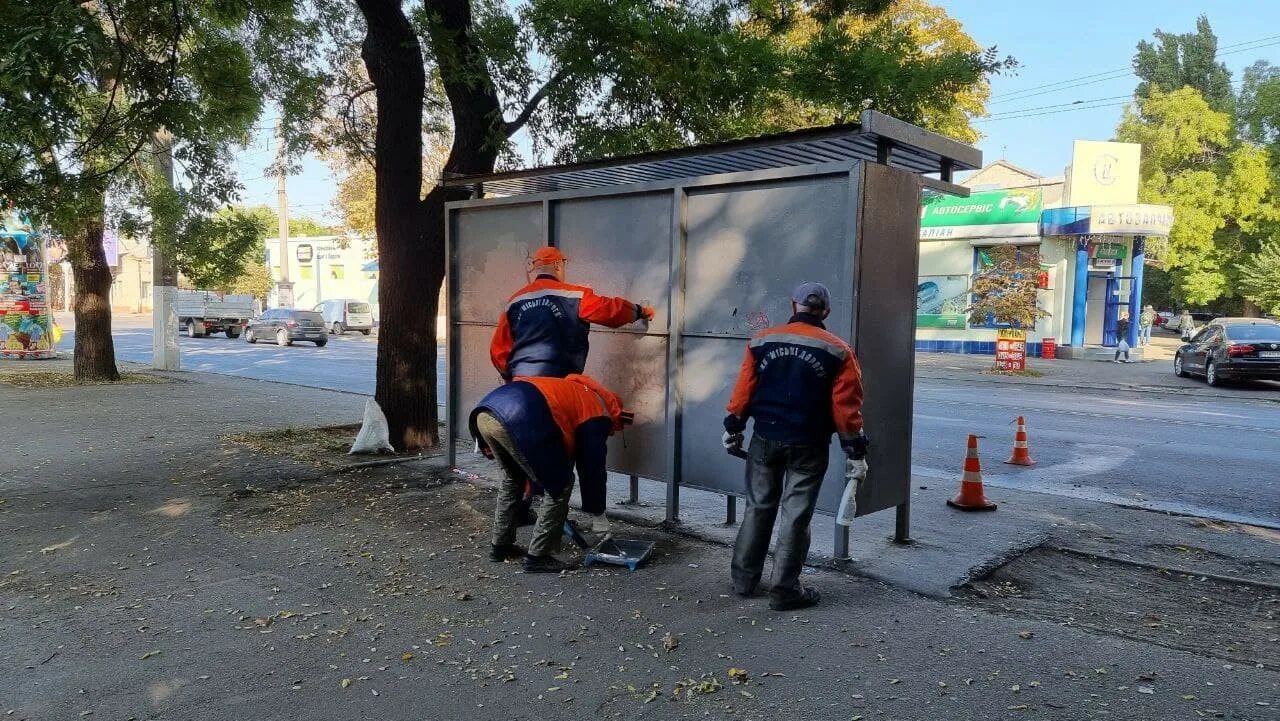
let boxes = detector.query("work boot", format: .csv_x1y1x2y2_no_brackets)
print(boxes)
522,554,573,574
489,543,525,562
769,586,820,612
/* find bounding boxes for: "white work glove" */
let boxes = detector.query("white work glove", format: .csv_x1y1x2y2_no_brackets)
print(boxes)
845,457,868,484
722,431,744,452
837,458,868,527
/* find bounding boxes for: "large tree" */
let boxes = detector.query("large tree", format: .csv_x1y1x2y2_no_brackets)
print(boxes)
0,1,324,380
336,0,1012,450
1117,88,1272,305
1124,19,1279,313
1134,15,1234,115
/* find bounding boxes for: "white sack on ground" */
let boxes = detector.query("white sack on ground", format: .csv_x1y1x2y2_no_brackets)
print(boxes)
349,398,395,455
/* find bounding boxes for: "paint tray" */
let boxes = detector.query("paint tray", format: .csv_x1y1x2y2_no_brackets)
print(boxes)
583,538,656,572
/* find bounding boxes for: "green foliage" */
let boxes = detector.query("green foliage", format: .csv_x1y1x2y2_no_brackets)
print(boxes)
236,205,338,238
967,245,1048,328
1117,87,1275,305
1134,15,1234,115
1239,60,1280,176
1236,238,1280,315
155,206,266,291
484,0,1013,163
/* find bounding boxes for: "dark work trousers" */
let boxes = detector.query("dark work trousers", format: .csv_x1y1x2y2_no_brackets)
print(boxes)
731,434,830,600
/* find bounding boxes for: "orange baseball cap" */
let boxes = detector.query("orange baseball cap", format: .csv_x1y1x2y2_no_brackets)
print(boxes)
530,246,567,265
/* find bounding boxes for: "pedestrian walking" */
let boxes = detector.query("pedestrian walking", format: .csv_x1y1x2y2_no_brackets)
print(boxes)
490,246,654,380
722,282,868,611
1180,310,1196,342
1114,312,1132,363
471,373,626,573
1139,305,1156,346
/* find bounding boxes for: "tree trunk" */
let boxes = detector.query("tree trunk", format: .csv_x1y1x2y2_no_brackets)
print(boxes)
1243,298,1262,318
357,0,505,451
67,207,120,381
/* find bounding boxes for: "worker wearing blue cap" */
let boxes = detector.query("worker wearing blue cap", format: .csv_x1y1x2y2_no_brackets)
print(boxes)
723,281,868,611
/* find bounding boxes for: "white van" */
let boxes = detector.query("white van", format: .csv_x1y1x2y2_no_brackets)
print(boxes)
317,299,375,335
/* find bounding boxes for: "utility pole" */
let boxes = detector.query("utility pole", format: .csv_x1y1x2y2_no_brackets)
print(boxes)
151,128,180,370
275,122,294,309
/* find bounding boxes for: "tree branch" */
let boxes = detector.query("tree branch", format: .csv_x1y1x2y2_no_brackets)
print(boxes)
504,69,568,138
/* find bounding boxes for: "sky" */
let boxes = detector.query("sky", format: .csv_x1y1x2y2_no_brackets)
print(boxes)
232,1,1280,222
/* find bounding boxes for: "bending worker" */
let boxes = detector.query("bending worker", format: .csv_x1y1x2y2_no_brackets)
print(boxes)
491,246,654,380
470,373,626,573
722,282,868,611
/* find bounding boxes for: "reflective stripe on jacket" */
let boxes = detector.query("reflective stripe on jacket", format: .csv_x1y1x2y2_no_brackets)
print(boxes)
725,314,864,447
490,276,640,379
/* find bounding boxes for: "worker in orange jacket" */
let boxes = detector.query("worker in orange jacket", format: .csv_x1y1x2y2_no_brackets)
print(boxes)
470,373,626,573
490,246,654,380
723,282,868,611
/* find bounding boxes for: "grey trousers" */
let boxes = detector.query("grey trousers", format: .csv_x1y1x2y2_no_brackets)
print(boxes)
475,412,575,558
731,434,829,600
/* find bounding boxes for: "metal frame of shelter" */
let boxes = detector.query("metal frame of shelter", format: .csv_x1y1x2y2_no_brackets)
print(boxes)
443,110,979,557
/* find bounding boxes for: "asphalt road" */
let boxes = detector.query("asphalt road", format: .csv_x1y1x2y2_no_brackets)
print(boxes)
70,322,1280,529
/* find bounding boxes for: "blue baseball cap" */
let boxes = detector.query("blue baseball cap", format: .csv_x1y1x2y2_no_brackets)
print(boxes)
792,281,831,310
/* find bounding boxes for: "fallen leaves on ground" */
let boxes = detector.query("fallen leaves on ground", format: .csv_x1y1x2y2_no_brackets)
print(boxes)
662,632,679,652
728,667,750,684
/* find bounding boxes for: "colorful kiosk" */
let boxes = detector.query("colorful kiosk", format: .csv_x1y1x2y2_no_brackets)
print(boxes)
1,210,58,359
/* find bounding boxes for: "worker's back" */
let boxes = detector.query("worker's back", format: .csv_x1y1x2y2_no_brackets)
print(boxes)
501,277,594,378
732,318,857,444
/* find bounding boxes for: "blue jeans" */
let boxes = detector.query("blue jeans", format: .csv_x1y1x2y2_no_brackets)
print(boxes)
1139,325,1152,345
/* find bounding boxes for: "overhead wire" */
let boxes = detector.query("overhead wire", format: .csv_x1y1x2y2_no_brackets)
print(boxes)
976,76,1250,123
989,34,1280,105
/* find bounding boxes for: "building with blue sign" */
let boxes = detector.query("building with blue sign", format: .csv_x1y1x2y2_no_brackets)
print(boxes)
916,141,1174,359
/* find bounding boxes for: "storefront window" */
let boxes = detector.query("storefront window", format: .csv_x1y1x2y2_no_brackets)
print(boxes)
917,275,969,329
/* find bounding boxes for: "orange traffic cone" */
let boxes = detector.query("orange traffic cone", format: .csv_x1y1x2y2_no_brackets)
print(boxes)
947,434,997,511
1005,416,1036,466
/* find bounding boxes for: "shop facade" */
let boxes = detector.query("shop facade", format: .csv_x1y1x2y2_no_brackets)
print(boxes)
915,141,1173,358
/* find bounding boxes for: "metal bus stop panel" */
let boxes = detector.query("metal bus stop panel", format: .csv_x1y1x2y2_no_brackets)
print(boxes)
454,203,544,324
552,192,674,325
552,192,675,480
850,162,921,520
679,172,855,506
451,325,505,442
683,175,853,338
580,334,669,479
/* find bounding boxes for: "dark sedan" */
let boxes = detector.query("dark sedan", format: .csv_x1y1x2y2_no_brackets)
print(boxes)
245,309,329,347
1174,320,1280,386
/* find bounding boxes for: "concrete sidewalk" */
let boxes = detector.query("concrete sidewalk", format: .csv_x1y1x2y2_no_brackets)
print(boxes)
2,362,1276,720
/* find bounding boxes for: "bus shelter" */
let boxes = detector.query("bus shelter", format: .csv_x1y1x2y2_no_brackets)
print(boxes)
443,110,981,556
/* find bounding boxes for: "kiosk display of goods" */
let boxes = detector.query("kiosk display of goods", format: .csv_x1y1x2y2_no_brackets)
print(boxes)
1,211,57,359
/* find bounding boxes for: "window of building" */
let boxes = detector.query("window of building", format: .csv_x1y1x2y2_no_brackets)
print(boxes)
330,264,345,280
300,266,313,280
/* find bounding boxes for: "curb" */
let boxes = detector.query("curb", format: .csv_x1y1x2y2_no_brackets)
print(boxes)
917,372,1280,403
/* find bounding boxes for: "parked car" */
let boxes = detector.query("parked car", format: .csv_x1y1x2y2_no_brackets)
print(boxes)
1173,319,1280,386
1163,311,1218,334
245,309,328,347
316,299,374,335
